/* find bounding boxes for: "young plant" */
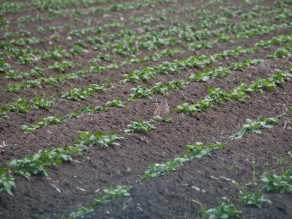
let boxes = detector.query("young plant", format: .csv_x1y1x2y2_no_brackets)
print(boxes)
128,86,153,102
240,191,271,208
125,120,156,133
29,98,55,109
5,97,30,113
184,142,211,159
106,99,127,107
207,203,242,219
0,110,9,119
0,168,16,196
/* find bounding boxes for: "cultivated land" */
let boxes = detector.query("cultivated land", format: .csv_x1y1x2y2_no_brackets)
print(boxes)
1,0,292,218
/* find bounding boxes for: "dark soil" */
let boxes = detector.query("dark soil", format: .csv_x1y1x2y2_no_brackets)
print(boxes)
1,0,292,218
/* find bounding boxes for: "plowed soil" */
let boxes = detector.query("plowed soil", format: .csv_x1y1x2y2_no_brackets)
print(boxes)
1,0,292,218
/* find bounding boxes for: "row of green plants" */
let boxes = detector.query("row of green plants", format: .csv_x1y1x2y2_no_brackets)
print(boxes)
172,68,292,115
125,58,263,102
8,129,123,182
20,105,108,132
68,185,132,219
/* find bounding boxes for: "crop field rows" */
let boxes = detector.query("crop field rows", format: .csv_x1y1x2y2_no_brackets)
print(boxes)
1,0,292,218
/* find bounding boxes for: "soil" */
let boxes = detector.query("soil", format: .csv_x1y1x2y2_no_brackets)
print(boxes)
0,0,292,218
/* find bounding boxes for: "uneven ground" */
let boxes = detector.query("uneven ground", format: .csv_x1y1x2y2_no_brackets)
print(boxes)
0,0,292,218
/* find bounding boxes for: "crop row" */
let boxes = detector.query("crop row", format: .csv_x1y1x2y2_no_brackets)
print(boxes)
172,68,292,115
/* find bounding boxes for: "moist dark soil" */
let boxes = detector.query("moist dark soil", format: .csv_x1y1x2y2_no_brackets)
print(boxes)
1,0,292,218
83,113,292,219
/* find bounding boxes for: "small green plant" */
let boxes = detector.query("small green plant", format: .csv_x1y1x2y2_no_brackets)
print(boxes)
29,98,55,109
106,99,127,107
230,117,274,140
5,97,30,113
94,132,124,147
207,203,242,219
128,86,153,101
163,117,172,123
0,168,16,196
261,174,292,193
184,142,211,159
125,120,156,133
0,110,9,119
48,61,74,72
240,191,271,208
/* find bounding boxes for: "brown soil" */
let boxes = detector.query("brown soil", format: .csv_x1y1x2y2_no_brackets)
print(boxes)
1,0,292,218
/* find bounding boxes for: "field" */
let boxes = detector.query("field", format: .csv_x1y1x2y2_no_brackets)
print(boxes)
1,0,292,218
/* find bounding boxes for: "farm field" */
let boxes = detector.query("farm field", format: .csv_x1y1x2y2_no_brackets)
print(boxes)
1,0,292,218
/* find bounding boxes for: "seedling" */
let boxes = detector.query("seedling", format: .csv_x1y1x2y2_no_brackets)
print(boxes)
106,99,127,107
207,203,242,218
125,120,156,133
240,191,271,208
0,168,15,196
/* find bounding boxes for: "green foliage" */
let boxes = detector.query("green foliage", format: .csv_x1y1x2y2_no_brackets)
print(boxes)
30,66,45,77
0,110,9,119
215,34,234,43
21,116,66,132
128,86,153,101
142,158,189,182
69,184,131,218
78,106,95,116
172,100,214,115
206,142,225,150
255,40,271,49
0,168,16,196
93,185,132,205
241,192,271,208
69,207,93,219
189,67,230,82
29,98,55,109
123,67,155,83
207,203,242,219
261,174,292,193
163,117,172,123
9,155,48,179
106,99,127,107
76,131,123,147
142,141,220,182
230,117,275,140
185,40,213,51
48,61,74,72
229,59,263,71
24,80,42,88
0,60,10,71
9,144,87,180
125,120,156,133
228,87,250,103
184,142,211,159
152,80,189,94
98,52,111,61
5,83,25,92
5,97,30,113
61,88,94,101
204,87,230,104
267,43,292,59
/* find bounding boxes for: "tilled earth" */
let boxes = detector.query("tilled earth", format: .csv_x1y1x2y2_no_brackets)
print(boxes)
0,0,292,218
